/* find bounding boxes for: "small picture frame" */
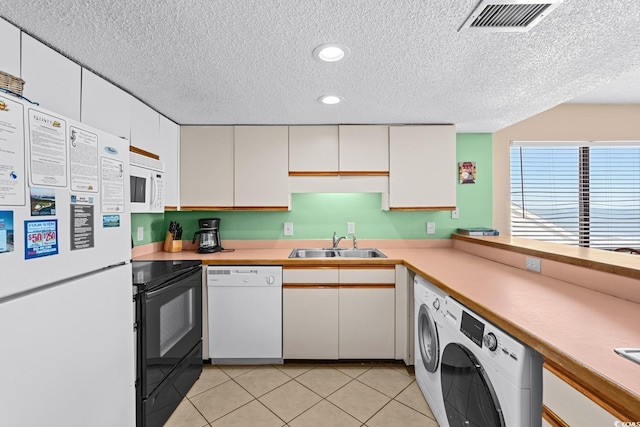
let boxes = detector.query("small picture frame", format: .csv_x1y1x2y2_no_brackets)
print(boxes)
459,161,476,184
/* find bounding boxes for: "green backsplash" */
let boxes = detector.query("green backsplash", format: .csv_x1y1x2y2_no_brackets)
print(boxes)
132,133,493,244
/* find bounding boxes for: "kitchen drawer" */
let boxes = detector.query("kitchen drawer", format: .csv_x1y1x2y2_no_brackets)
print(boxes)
339,267,395,284
283,267,339,284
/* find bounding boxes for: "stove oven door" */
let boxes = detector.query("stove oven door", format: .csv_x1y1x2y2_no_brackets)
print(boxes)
138,267,202,398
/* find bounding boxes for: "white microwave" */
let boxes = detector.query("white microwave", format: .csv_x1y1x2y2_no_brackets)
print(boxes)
130,152,165,213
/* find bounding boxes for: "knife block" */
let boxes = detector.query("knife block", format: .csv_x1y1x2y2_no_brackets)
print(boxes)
163,231,183,253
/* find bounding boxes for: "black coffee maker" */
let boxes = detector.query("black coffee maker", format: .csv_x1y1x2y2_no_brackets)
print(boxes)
192,218,222,253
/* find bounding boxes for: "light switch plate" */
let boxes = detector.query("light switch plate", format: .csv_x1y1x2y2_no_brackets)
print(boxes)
137,226,144,241
347,222,356,234
427,222,436,235
451,209,459,219
284,222,294,236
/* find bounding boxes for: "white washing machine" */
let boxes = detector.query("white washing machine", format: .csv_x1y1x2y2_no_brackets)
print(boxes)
438,296,543,427
414,275,448,423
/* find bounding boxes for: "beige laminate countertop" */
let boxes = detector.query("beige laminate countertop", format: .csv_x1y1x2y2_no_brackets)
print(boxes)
133,245,640,420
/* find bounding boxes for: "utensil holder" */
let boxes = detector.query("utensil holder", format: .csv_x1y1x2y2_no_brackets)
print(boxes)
163,231,182,253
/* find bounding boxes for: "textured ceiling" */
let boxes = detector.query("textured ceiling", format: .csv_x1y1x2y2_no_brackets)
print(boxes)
2,0,640,132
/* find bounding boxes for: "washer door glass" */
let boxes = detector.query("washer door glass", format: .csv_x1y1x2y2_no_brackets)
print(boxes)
418,304,439,373
441,343,505,427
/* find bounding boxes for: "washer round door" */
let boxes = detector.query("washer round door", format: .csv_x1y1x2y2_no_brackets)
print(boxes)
440,343,505,427
417,304,439,373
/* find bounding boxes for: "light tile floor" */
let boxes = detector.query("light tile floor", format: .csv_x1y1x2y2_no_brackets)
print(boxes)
166,361,440,427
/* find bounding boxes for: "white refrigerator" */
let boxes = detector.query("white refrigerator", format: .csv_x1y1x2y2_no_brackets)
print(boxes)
0,93,135,426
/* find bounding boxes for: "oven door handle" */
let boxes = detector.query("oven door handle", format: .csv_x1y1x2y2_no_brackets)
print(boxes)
145,268,200,300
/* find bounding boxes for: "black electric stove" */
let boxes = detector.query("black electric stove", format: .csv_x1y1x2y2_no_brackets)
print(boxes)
132,260,203,427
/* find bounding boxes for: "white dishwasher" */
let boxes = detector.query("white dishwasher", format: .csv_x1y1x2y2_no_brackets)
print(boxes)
207,266,283,364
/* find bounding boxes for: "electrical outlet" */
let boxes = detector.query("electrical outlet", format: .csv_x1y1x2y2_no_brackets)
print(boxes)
427,222,436,235
347,222,356,234
451,209,459,219
526,256,541,273
137,227,144,241
284,222,294,236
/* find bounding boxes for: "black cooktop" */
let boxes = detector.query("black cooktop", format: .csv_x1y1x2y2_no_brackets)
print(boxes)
132,260,202,288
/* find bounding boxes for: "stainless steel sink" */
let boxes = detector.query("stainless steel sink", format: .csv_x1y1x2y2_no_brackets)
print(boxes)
288,248,387,258
289,249,338,258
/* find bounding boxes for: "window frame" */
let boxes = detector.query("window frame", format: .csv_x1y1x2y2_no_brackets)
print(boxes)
510,140,640,250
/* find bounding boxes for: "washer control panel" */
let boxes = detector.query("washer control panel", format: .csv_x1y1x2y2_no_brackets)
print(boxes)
483,332,498,351
444,296,535,385
414,277,448,321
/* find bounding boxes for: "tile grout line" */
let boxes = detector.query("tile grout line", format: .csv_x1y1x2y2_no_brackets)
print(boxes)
284,371,361,426
391,379,439,421
185,370,235,425
183,395,213,427
228,371,293,426
183,363,432,427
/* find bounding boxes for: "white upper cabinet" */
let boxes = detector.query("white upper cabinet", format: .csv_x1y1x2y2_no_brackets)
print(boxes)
289,125,339,172
234,126,289,208
288,125,390,174
339,125,389,172
180,126,234,208
80,69,132,139
0,18,21,78
158,116,180,208
130,98,160,154
21,34,81,121
389,125,456,209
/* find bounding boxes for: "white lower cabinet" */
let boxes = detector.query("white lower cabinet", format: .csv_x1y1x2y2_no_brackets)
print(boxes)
542,364,623,426
283,287,339,359
283,267,339,359
339,287,395,359
283,267,395,360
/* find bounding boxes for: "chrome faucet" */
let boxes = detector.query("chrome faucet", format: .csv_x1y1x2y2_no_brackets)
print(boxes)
332,231,347,249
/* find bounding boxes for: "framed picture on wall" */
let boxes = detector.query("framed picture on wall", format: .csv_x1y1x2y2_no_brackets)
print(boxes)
459,161,476,184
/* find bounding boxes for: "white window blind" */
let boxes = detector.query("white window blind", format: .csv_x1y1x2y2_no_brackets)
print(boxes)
510,141,640,249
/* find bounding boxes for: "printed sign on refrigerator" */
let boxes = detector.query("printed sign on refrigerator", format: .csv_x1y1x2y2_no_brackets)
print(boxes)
70,204,94,251
100,157,125,213
0,210,14,253
69,126,99,193
0,95,26,206
25,219,59,259
27,108,67,188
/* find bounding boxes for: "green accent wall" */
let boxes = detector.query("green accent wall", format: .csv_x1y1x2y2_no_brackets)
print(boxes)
131,212,166,245
132,133,493,244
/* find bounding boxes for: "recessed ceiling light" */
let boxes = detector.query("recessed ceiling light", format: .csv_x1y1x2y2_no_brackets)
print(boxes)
313,44,350,62
319,95,342,105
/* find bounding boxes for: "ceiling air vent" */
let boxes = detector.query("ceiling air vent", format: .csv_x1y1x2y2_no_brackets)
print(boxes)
459,0,564,32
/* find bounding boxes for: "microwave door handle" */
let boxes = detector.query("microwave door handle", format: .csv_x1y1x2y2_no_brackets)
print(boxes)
150,176,157,206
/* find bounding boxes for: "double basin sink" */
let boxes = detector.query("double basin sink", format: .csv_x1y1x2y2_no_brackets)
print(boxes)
289,248,387,258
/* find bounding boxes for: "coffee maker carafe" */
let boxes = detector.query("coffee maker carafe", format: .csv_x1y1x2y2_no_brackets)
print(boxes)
192,218,222,253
